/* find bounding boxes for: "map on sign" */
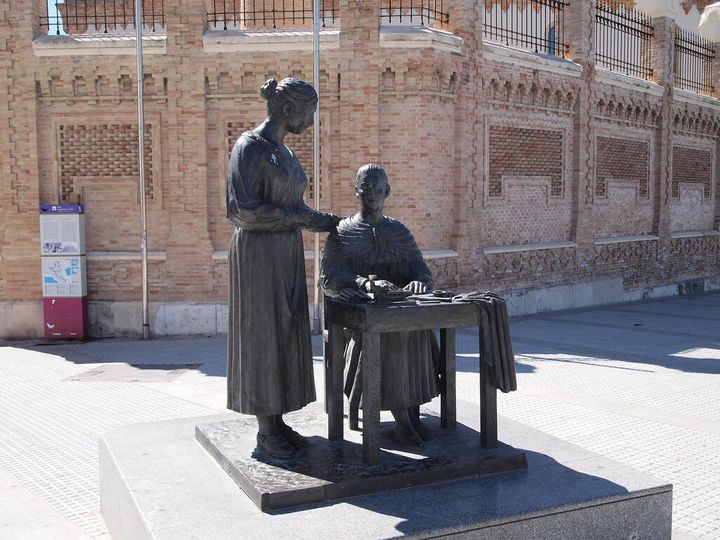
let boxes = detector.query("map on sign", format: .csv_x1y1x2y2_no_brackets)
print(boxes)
42,257,85,297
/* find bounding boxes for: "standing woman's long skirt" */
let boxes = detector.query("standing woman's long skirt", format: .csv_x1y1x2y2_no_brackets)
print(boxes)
226,226,316,416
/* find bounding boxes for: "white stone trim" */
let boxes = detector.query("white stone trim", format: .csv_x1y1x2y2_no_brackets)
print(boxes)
213,248,458,261
593,234,659,245
483,241,576,255
595,68,664,97
379,26,463,53
422,249,458,259
87,251,167,261
673,88,720,112
483,41,583,78
33,34,166,57
671,229,720,238
203,29,340,53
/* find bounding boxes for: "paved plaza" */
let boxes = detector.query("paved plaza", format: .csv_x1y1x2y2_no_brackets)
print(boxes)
0,293,719,539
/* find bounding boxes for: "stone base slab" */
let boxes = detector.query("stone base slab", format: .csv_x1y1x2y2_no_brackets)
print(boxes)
100,399,673,539
195,412,527,511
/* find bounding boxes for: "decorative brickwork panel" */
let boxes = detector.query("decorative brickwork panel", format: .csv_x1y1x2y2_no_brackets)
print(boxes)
489,126,563,197
596,136,649,198
425,257,459,290
59,124,153,200
672,146,712,199
226,121,316,199
669,235,720,278
483,248,581,290
593,240,660,288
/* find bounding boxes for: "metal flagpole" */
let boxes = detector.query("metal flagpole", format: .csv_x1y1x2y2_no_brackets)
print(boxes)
311,0,322,335
135,0,150,339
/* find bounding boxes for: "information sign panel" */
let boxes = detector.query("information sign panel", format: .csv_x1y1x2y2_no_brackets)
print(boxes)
41,256,87,297
40,214,86,255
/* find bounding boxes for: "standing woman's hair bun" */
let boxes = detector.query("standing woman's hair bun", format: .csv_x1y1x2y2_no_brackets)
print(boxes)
260,79,278,100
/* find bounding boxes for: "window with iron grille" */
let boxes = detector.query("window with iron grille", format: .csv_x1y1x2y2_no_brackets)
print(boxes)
483,0,569,58
40,0,166,35
595,1,653,80
379,1,449,28
674,28,715,96
207,0,339,31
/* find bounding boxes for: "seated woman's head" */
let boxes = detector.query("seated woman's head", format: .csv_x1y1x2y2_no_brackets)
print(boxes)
356,164,391,213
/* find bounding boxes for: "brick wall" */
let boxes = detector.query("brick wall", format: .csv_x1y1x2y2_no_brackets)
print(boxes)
1,0,720,335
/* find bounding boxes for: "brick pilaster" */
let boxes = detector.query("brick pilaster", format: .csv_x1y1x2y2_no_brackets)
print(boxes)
566,0,597,262
448,0,482,287
713,43,720,230
0,0,44,300
650,17,676,252
163,0,214,300
334,0,381,216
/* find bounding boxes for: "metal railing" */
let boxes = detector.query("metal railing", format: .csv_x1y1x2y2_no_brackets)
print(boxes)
674,28,715,96
483,0,569,58
40,0,165,35
379,0,449,27
595,1,653,80
207,0,339,30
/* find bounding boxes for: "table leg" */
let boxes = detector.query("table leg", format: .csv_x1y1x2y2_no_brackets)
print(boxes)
362,331,381,465
480,359,498,448
327,323,345,441
323,329,330,414
440,328,456,428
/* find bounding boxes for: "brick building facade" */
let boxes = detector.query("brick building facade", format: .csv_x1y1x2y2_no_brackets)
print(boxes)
1,0,719,338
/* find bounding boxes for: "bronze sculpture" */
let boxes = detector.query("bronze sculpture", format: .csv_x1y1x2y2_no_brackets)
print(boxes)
321,164,440,447
226,78,339,459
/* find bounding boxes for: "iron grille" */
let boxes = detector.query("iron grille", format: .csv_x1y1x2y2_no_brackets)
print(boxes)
483,0,569,58
674,28,715,96
379,1,449,27
207,0,339,30
40,0,165,35
595,1,653,80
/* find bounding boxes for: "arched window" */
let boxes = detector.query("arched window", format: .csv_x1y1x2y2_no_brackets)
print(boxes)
547,25,556,56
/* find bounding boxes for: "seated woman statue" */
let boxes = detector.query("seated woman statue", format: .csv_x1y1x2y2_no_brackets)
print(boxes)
321,164,440,447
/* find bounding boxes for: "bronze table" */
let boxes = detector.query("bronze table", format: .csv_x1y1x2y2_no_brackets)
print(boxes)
324,299,499,465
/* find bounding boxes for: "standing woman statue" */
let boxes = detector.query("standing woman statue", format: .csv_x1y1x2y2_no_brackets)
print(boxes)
226,78,339,459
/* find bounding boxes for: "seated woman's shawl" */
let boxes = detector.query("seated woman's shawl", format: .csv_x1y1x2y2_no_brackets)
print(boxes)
321,214,439,410
321,214,433,295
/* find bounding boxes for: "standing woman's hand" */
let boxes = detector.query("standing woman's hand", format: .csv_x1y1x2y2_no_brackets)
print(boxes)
297,206,341,232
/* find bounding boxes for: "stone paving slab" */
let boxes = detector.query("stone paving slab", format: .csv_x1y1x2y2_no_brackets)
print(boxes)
0,292,719,538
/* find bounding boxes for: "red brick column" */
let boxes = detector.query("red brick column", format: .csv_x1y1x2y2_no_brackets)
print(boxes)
713,43,720,231
162,0,215,300
333,0,381,216
447,0,482,287
0,0,44,301
650,17,676,257
565,0,597,263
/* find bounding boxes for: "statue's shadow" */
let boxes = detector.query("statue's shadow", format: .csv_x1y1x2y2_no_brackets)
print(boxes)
196,411,527,512
250,414,498,482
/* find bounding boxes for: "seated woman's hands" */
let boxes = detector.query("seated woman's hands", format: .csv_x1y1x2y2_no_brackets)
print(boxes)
362,279,398,293
403,281,429,294
335,287,369,303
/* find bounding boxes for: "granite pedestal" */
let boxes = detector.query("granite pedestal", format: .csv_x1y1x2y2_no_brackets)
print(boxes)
100,397,673,539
